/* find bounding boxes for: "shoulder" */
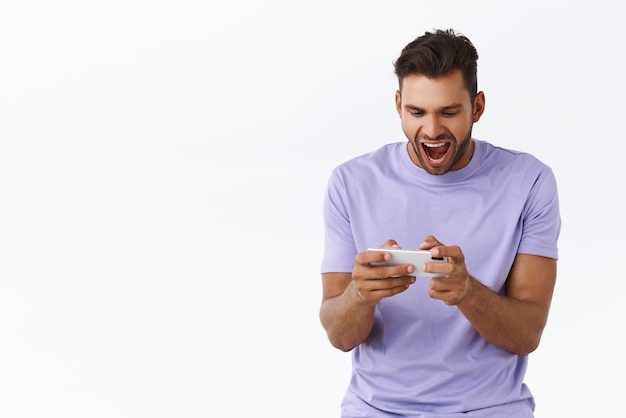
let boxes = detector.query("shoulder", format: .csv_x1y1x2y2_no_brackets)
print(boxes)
477,140,554,177
331,142,404,178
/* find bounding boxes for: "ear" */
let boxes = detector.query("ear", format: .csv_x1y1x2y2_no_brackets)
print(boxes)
395,90,402,117
472,91,485,122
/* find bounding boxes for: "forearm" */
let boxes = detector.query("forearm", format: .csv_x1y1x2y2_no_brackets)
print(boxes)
457,277,548,356
319,281,376,352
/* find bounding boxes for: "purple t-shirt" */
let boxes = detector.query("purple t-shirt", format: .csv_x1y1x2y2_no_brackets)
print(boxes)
321,139,560,417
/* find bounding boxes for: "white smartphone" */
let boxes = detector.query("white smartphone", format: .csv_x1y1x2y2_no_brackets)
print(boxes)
367,248,448,277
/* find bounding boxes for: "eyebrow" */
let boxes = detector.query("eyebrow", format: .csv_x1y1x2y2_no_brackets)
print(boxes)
405,103,464,112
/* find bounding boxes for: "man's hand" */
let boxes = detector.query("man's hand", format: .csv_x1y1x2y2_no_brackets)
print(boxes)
418,235,557,356
352,239,416,305
419,235,472,305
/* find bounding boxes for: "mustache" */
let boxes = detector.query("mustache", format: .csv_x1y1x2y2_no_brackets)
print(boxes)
415,133,456,142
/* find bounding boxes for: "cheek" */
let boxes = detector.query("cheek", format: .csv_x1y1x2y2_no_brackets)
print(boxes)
400,117,419,136
450,119,473,139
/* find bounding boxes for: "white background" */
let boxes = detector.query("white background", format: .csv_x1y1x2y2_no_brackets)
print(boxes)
1,1,624,417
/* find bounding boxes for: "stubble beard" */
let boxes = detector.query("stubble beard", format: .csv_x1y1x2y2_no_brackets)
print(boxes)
410,128,473,176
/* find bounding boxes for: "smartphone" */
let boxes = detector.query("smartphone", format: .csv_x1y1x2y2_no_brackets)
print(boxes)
367,248,448,277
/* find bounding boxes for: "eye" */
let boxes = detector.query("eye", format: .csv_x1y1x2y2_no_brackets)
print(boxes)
442,111,458,117
410,110,424,117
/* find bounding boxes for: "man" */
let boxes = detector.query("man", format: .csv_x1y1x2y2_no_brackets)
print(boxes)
319,29,560,417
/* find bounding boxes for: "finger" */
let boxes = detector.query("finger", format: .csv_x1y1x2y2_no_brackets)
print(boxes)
422,259,452,277
359,275,415,293
419,235,444,250
360,276,415,302
372,263,415,278
355,248,392,267
428,275,470,304
431,244,463,262
373,283,412,299
381,239,401,249
428,288,457,306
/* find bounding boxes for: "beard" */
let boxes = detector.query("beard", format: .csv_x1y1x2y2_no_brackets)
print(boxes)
409,128,473,175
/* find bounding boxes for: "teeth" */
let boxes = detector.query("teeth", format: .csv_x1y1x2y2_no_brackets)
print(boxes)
423,142,445,148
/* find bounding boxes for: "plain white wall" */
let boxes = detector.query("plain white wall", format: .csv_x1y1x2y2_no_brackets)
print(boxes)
1,1,624,417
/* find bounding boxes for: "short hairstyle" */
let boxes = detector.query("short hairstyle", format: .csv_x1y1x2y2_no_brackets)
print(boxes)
394,29,479,101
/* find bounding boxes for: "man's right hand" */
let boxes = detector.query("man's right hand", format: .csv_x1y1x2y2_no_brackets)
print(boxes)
352,239,416,305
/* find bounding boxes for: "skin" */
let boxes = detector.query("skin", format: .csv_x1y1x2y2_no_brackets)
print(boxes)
319,71,557,356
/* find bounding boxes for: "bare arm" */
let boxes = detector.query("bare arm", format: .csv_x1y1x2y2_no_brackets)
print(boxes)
319,273,375,352
319,241,416,352
421,236,556,356
457,254,556,356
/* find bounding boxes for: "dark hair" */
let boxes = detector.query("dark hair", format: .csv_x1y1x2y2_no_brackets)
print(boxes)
394,29,478,101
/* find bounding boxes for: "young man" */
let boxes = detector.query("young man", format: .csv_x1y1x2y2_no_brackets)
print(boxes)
319,29,561,417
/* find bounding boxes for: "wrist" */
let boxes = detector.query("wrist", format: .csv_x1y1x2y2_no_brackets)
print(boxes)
350,281,374,306
456,275,480,308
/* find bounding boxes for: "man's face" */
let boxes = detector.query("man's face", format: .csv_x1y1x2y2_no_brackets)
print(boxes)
395,71,485,175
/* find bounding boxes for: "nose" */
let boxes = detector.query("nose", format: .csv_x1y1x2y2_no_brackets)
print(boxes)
419,114,446,139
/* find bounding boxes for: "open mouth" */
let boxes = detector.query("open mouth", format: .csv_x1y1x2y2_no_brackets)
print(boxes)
421,141,451,163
